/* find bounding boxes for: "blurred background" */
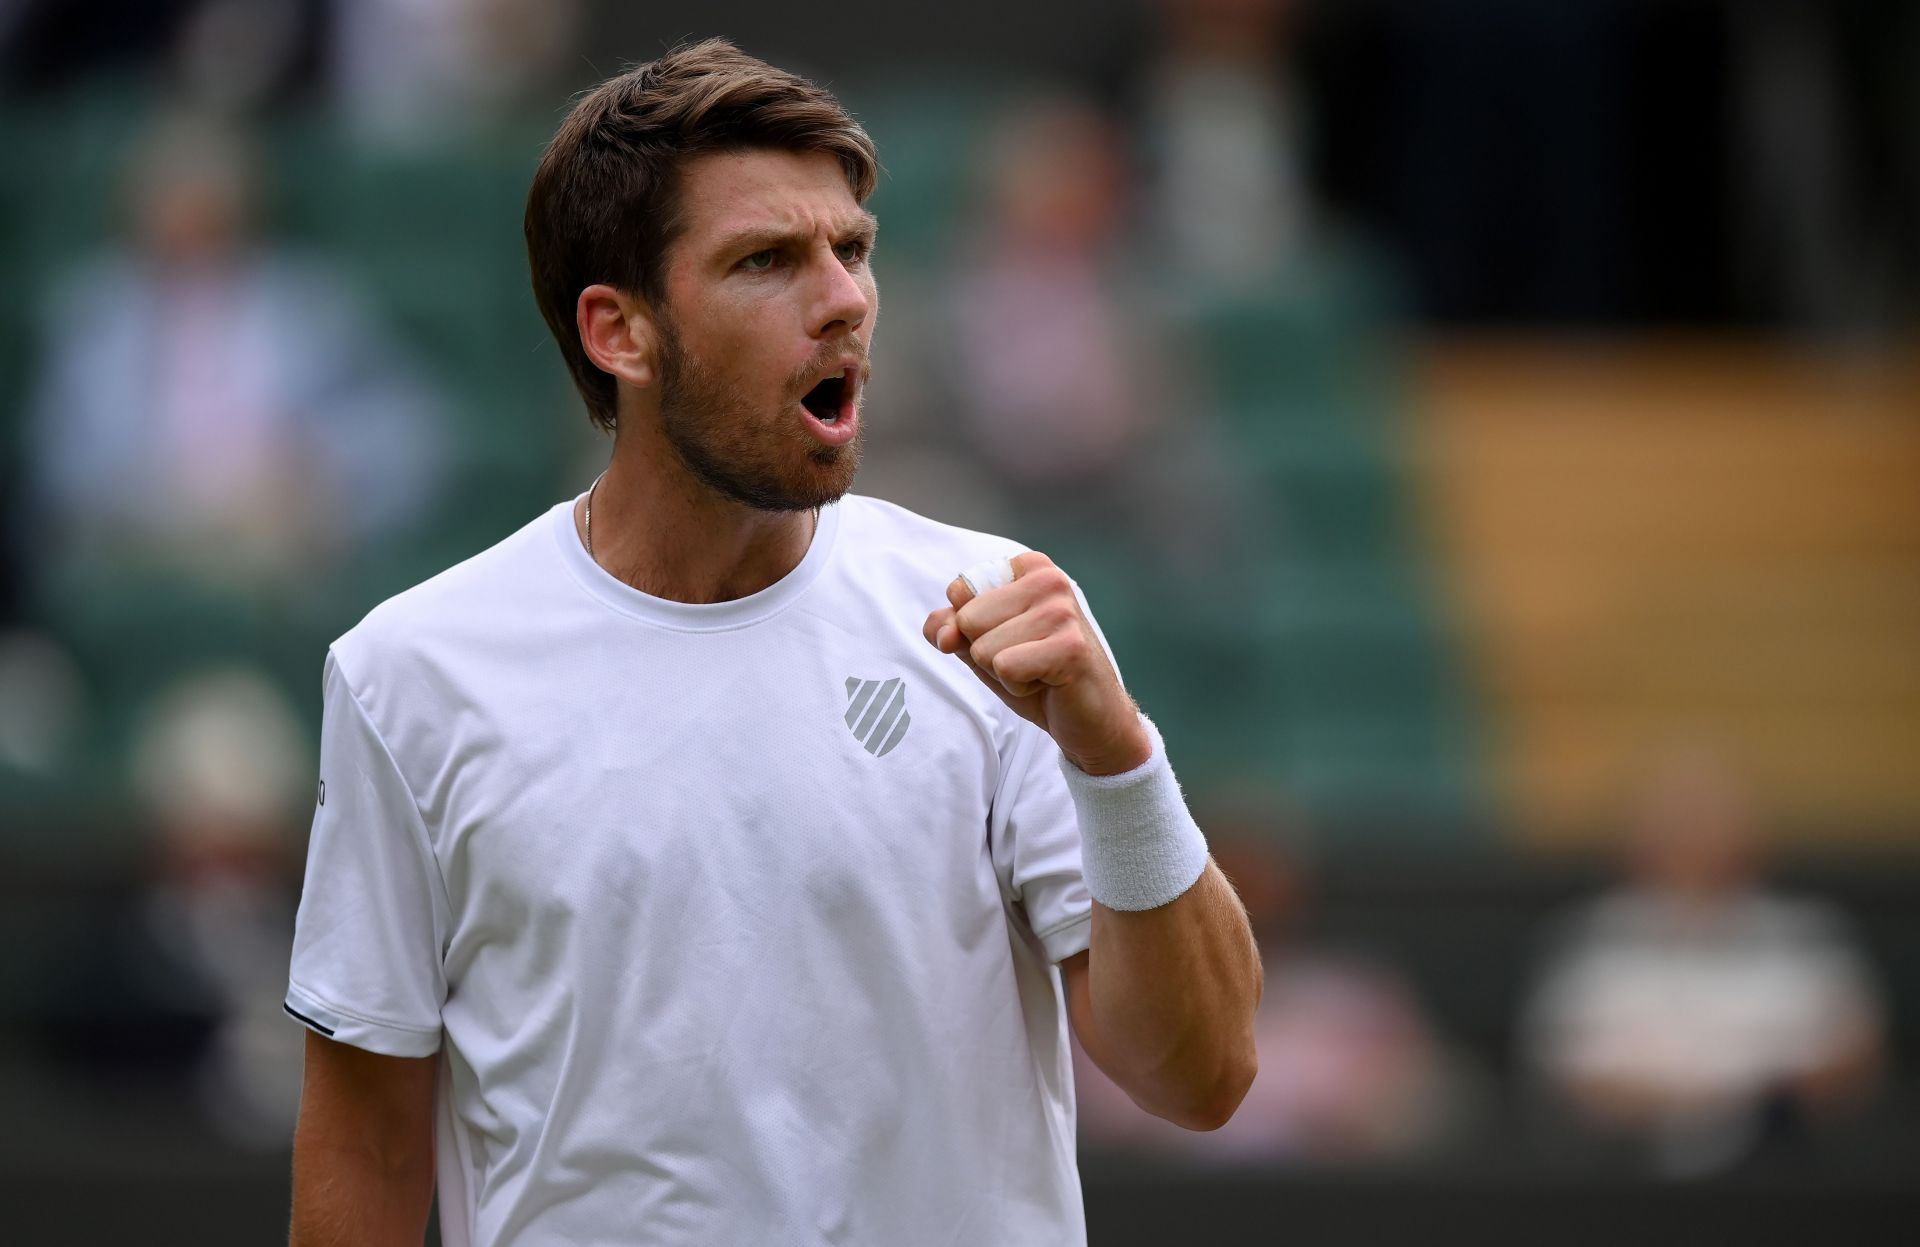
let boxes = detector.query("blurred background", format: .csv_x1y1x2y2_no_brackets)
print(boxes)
1,0,1916,1241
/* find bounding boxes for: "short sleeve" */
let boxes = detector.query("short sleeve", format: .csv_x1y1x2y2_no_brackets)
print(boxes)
991,722,1093,964
985,574,1132,962
285,648,448,1056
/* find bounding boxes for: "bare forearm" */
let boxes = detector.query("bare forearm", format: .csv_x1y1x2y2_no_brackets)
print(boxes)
1078,860,1262,1129
289,1138,434,1247
289,1032,438,1246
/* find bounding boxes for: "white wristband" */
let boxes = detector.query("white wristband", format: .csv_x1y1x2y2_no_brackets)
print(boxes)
1058,714,1209,911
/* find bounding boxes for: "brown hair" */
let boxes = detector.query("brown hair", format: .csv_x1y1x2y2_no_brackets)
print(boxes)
524,39,879,432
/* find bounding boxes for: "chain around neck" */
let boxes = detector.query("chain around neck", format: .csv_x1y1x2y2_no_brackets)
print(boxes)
584,469,608,558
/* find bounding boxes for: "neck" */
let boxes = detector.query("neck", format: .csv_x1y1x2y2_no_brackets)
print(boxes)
577,430,817,606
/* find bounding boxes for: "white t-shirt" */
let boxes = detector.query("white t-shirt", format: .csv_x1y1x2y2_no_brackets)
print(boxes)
286,491,1096,1246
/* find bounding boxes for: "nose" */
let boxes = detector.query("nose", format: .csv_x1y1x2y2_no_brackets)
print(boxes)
808,245,870,339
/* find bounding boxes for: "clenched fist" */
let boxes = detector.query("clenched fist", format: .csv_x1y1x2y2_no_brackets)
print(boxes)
922,552,1152,777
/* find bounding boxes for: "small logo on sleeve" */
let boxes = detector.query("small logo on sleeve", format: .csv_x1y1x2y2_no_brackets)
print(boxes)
844,676,910,757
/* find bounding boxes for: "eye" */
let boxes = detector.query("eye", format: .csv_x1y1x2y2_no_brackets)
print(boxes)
835,239,870,266
740,249,777,271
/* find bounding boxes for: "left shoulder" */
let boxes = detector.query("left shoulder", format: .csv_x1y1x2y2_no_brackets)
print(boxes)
832,493,1030,588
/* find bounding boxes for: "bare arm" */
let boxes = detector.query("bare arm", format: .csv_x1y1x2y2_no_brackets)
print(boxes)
289,1031,438,1247
1062,862,1262,1130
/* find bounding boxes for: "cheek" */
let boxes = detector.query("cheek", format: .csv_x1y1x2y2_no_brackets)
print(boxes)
688,307,791,392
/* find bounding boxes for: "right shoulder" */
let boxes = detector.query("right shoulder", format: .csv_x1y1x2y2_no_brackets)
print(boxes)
328,502,570,711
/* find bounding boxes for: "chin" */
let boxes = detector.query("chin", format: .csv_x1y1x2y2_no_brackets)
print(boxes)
731,459,858,514
803,442,861,499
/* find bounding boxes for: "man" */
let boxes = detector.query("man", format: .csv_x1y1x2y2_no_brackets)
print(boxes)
1522,745,1883,1177
286,39,1260,1246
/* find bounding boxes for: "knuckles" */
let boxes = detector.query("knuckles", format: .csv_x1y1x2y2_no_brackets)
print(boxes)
1025,567,1071,597
1032,598,1076,631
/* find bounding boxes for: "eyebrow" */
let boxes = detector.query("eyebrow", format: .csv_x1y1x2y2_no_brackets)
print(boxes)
709,212,879,261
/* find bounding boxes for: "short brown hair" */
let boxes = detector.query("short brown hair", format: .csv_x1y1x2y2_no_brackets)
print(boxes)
524,39,879,433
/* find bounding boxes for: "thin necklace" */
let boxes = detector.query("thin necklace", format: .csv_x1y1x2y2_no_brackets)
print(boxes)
584,469,608,558
584,471,819,562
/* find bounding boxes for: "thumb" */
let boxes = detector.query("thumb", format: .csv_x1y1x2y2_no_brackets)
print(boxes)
923,606,961,653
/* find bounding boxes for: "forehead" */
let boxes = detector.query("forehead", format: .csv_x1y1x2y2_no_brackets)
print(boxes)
674,148,866,249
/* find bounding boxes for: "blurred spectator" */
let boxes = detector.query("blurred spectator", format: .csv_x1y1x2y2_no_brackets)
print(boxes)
129,665,309,1147
13,107,444,805
1137,0,1309,292
329,0,580,146
1522,745,1885,1178
944,95,1238,578
1076,823,1456,1165
949,97,1146,492
173,0,322,113
22,109,444,599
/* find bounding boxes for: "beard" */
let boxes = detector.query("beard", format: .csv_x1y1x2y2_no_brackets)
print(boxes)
653,318,863,513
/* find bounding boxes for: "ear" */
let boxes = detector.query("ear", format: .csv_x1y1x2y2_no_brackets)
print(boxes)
576,283,659,389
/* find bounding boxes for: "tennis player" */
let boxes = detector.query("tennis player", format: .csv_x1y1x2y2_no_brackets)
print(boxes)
285,38,1260,1247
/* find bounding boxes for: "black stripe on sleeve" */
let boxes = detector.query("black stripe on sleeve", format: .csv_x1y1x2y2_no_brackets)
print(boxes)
283,1003,337,1037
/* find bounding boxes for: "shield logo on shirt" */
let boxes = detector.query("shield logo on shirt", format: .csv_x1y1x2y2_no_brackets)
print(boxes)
844,676,910,757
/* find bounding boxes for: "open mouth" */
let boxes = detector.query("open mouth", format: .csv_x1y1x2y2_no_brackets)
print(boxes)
796,365,861,448
801,372,848,423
